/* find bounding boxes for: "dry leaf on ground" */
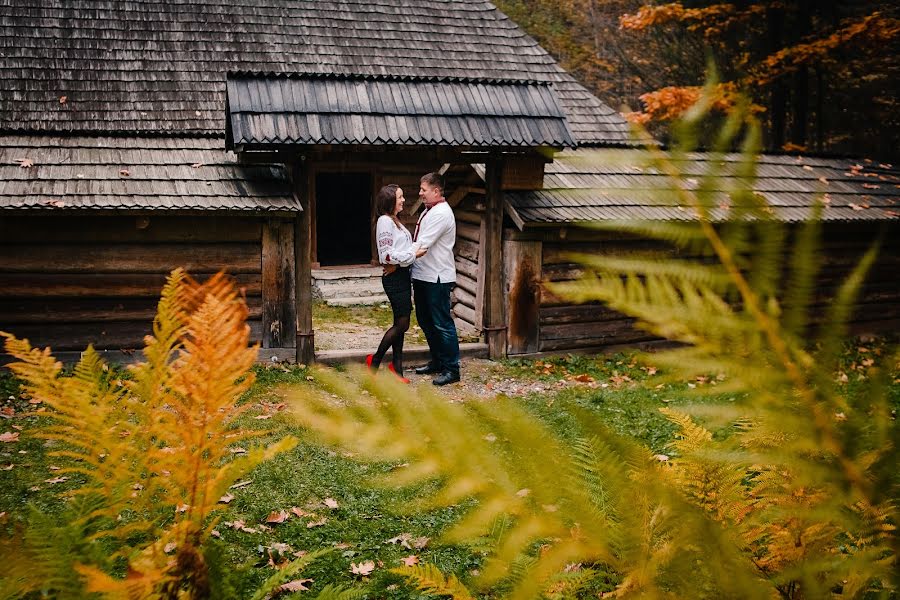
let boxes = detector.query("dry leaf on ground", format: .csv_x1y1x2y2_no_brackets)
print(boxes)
323,497,339,509
350,561,375,576
280,579,313,592
0,432,20,443
266,510,290,524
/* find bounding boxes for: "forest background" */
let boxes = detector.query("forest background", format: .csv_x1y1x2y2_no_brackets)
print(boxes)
493,0,900,161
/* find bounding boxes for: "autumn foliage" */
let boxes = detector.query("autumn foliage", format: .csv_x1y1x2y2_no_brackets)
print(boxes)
0,270,296,598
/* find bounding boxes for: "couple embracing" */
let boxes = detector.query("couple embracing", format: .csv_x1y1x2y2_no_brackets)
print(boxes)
366,172,461,386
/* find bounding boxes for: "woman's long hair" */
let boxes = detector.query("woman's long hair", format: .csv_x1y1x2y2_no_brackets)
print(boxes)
375,184,402,227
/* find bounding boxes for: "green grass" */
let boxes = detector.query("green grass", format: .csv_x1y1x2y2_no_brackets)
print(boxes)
1,340,897,597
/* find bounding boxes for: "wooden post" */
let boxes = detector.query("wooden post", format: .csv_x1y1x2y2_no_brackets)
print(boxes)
504,239,541,354
293,160,314,365
261,218,296,350
482,157,507,358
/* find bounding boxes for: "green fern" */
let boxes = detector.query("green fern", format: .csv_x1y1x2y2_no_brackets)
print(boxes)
391,563,475,600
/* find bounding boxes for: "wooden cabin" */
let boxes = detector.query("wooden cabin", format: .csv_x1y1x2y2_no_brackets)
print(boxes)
1,1,896,364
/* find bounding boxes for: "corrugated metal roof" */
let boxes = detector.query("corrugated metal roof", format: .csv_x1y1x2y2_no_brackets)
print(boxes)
504,149,899,224
0,136,297,212
226,73,576,148
0,0,629,146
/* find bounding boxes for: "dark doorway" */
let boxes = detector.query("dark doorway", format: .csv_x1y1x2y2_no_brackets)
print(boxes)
315,172,372,266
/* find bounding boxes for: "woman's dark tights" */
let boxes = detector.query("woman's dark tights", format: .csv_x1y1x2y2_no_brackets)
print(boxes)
372,314,410,375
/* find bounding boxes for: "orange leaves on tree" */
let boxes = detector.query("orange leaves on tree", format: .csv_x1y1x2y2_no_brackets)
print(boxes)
753,12,900,85
631,82,762,123
620,2,767,39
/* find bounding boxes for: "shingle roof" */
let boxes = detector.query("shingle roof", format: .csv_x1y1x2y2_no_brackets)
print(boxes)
0,0,629,145
503,149,900,225
0,136,297,212
226,72,577,148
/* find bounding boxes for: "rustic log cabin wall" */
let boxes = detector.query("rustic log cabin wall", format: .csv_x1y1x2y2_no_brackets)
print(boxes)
503,222,899,357
452,204,485,334
0,214,297,362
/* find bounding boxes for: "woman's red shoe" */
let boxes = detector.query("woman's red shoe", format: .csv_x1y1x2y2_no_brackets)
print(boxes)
388,362,410,384
365,354,375,370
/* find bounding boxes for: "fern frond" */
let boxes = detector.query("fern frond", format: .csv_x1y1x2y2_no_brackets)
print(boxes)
310,584,367,600
248,549,327,600
391,563,475,600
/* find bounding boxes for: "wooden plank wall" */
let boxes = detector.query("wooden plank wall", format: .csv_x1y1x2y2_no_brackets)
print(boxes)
0,215,269,356
452,205,484,334
533,222,900,354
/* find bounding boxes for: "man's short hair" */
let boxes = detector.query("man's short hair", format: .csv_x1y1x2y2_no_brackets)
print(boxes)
420,172,445,195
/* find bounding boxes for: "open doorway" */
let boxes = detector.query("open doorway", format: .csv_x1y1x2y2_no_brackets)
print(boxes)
315,172,372,266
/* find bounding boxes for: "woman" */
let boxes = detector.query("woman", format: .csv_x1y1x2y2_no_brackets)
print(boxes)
367,184,426,382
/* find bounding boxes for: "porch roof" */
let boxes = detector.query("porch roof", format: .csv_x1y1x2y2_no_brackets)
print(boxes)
225,72,576,151
502,148,900,226
0,136,298,213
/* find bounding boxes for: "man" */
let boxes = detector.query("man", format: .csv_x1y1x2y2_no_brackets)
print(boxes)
411,172,460,385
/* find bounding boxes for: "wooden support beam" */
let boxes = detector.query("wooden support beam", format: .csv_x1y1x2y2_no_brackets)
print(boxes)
504,239,541,355
261,218,297,349
482,158,507,359
293,161,315,365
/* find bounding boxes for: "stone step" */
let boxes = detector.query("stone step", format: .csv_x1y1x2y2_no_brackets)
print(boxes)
312,266,382,280
325,294,389,307
315,281,386,299
312,266,385,300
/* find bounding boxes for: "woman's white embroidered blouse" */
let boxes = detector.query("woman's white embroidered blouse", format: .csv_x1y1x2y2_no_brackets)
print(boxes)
376,215,416,266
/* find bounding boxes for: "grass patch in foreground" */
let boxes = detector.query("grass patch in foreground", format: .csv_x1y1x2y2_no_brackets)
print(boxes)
1,340,895,597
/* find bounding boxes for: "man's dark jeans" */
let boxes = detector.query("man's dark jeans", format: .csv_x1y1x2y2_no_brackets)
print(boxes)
413,278,460,377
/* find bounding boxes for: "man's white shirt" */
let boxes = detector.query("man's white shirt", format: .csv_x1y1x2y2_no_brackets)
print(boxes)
411,201,456,283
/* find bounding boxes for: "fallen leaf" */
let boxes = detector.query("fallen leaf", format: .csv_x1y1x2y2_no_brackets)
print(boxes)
119,169,130,177
412,536,429,549
350,561,375,576
655,454,670,462
306,517,327,528
266,510,290,524
218,493,234,504
516,488,531,497
230,480,253,489
1,465,12,471
280,579,313,592
229,447,247,454
164,542,177,553
191,162,203,169
253,414,272,420
323,497,339,509
400,555,419,567
290,506,314,518
573,373,594,383
15,158,33,168
0,432,19,443
176,503,189,513
849,203,865,211
59,95,67,104
386,533,412,549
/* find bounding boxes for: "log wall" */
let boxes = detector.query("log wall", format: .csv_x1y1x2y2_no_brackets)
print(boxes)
0,214,295,361
508,222,900,356
451,205,485,334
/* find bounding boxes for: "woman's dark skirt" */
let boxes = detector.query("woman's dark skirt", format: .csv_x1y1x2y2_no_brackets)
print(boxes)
382,266,412,319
